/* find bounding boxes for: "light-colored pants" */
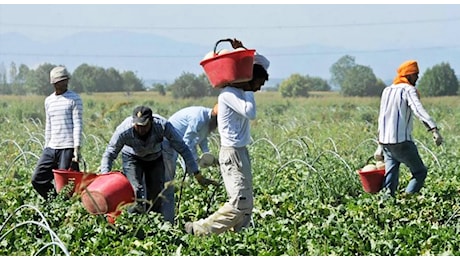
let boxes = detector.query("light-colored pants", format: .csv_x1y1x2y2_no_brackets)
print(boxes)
192,146,253,235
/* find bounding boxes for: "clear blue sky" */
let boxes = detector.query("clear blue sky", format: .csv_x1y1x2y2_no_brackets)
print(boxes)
1,3,459,50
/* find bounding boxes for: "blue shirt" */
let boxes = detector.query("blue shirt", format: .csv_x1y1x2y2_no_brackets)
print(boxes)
167,106,213,161
100,115,198,174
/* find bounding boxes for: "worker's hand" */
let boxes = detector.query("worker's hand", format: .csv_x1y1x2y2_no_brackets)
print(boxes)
72,146,81,163
432,129,443,146
198,153,219,168
231,38,244,49
194,172,219,187
96,166,109,175
373,144,384,161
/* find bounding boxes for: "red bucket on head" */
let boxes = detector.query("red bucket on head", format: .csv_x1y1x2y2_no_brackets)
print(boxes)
200,39,256,88
53,169,98,196
357,168,385,193
81,172,135,215
200,47,255,88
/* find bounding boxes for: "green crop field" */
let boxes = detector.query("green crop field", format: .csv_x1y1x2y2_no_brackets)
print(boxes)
1,91,459,256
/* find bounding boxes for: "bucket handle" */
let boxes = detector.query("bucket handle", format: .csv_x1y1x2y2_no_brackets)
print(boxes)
358,156,375,169
366,155,374,165
213,38,248,54
360,156,385,171
69,158,87,172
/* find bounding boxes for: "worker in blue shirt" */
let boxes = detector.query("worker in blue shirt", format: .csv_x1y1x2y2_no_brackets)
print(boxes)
162,105,219,223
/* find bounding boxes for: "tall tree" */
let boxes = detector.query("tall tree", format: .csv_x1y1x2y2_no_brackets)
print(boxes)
340,65,378,97
121,71,145,93
71,64,94,93
25,63,56,95
105,67,124,92
9,62,27,95
417,62,459,96
278,73,310,97
169,72,208,99
9,62,17,84
0,63,9,94
329,55,356,89
14,64,31,95
309,76,331,91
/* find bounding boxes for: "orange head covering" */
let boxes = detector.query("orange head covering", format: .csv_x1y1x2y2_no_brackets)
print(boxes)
393,60,419,85
211,103,218,116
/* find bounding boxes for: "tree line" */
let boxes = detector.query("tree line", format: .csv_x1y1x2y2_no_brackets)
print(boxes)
1,55,458,98
0,62,145,96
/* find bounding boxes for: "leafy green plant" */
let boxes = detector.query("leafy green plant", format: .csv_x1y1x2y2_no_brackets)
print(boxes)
1,92,459,255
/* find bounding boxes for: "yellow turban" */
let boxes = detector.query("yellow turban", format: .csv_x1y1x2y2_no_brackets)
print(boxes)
398,60,419,76
393,60,419,85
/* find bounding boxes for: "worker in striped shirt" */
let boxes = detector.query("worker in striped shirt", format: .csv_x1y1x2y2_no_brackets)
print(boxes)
32,66,83,200
100,106,217,217
374,60,443,197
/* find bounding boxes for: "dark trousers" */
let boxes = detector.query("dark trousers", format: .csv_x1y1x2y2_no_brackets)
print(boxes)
122,153,165,214
31,147,77,200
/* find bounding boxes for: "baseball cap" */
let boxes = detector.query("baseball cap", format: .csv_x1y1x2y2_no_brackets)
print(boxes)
132,106,153,126
50,66,71,84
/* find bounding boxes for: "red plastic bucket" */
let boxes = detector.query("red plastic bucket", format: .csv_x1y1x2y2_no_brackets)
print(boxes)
357,168,385,193
200,39,255,88
81,172,135,215
53,169,98,196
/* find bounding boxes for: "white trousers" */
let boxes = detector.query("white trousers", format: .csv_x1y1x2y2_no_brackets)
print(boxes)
192,146,253,235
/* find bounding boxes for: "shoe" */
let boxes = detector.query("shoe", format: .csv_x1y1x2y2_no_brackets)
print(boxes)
128,203,145,214
378,188,395,206
185,222,194,234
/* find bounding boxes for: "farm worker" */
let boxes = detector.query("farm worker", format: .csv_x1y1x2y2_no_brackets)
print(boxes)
374,60,443,197
185,41,270,235
31,66,83,200
162,105,220,224
99,106,217,218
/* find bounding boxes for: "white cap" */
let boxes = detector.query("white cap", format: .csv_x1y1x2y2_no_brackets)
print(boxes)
254,53,270,71
50,66,70,84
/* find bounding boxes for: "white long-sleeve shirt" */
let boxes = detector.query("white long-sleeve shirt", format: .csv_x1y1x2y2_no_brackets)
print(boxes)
378,83,437,144
218,86,256,147
44,90,83,149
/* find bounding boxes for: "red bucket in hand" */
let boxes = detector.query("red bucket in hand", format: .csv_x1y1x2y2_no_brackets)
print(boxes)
81,172,135,215
357,168,385,193
53,169,98,196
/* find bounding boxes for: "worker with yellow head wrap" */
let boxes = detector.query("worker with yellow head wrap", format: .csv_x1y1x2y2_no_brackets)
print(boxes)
374,60,443,198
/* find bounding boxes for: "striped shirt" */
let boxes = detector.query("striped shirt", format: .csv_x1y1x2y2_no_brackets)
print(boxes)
44,90,83,149
378,83,437,144
100,115,198,174
168,106,213,161
218,87,256,147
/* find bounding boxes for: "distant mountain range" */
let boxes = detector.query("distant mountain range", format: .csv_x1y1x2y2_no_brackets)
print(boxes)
1,31,460,89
